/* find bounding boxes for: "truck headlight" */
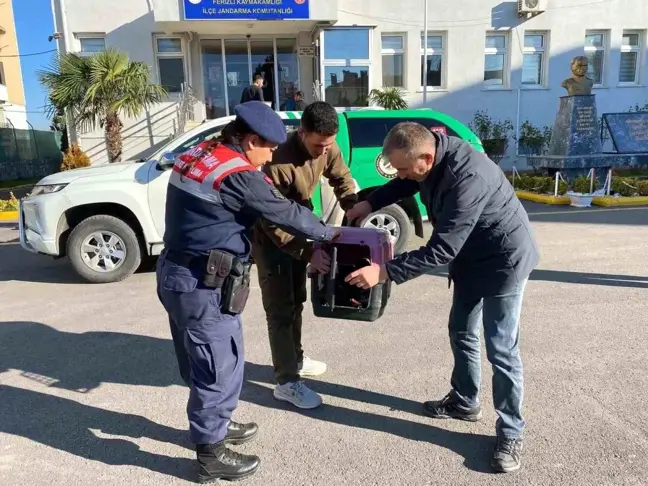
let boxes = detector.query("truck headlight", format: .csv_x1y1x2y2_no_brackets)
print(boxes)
30,184,68,196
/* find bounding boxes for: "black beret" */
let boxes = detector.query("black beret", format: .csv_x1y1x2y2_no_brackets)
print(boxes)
234,101,287,145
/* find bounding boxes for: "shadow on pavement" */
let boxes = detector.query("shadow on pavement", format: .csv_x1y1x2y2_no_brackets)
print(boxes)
0,321,495,475
241,362,496,474
0,243,158,284
0,243,83,284
0,222,18,229
0,321,185,392
531,269,648,288
0,385,193,481
424,266,648,289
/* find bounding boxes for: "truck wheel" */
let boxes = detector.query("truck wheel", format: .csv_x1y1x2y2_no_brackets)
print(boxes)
360,204,411,255
66,215,142,284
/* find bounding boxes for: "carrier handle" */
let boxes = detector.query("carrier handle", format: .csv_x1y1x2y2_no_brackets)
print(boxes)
325,246,338,310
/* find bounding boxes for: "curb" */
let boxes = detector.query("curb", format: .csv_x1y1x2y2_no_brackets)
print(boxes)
592,196,648,207
0,211,19,221
515,191,571,205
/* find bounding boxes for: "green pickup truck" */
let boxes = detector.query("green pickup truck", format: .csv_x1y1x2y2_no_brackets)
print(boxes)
167,108,483,255
286,109,484,253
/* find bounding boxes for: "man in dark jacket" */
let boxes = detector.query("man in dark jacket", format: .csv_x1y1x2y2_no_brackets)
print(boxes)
345,122,540,474
240,74,265,103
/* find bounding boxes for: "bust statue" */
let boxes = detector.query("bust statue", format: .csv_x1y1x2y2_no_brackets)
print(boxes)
561,56,594,96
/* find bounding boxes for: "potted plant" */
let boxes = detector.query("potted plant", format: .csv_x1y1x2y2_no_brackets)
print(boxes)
518,121,551,155
368,87,408,110
567,175,598,207
469,110,515,165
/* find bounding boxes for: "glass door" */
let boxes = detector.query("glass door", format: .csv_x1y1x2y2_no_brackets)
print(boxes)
224,40,250,116
201,40,227,119
202,37,299,118
250,39,276,109
276,38,299,110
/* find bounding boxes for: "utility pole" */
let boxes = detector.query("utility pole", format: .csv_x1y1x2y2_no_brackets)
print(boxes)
422,0,428,105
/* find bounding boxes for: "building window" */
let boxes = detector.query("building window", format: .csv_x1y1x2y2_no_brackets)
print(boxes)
420,33,444,89
619,31,642,84
522,32,547,86
484,33,508,88
584,31,606,85
321,28,370,107
381,34,405,88
78,36,105,55
155,37,186,94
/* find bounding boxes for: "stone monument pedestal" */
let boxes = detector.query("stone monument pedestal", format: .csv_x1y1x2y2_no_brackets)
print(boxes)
527,95,648,185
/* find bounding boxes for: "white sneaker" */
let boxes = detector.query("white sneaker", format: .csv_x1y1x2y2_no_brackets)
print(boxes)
273,381,323,409
298,356,327,377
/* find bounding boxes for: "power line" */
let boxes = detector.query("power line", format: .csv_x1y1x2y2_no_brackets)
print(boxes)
0,49,56,58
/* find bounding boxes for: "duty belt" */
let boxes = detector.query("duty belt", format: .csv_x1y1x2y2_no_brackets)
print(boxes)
164,249,208,268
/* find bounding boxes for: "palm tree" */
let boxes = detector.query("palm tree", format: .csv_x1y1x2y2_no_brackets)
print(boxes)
369,87,409,110
39,48,167,163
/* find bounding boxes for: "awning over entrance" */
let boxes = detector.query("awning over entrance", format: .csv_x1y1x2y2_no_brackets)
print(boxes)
152,0,338,34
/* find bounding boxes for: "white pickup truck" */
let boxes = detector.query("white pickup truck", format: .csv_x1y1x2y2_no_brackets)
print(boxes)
18,112,375,284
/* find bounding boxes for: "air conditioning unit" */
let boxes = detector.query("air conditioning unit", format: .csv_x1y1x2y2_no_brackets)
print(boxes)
518,0,547,16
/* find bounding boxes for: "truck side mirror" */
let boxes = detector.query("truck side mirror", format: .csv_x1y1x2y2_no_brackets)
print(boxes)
155,152,176,171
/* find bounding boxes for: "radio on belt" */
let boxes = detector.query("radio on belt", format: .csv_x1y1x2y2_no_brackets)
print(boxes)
310,226,393,322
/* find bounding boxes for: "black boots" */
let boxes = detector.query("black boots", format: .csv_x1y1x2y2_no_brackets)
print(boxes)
196,421,260,484
223,420,259,445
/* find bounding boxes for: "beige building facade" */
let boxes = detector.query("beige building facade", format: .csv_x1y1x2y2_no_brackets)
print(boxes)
0,0,28,129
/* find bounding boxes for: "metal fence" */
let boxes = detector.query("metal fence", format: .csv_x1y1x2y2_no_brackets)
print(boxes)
0,124,63,182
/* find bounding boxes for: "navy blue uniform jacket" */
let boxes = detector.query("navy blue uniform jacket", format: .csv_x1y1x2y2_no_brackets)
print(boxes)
367,132,540,298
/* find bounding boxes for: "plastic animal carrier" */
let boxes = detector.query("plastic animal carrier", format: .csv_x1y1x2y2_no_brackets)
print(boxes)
310,227,393,322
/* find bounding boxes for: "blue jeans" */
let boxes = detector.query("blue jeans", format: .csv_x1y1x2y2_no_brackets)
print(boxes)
448,278,527,440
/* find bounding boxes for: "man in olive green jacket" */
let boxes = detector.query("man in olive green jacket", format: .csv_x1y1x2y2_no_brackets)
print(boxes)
252,101,358,409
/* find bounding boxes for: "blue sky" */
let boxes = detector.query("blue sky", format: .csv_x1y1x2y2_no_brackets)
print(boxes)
13,0,56,129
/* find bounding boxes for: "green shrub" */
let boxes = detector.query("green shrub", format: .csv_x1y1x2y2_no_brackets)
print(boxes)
510,174,567,195
611,177,638,197
636,180,648,196
571,176,598,194
61,143,91,171
0,192,19,212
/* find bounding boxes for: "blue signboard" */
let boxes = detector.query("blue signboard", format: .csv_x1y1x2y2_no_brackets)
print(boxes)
183,0,310,20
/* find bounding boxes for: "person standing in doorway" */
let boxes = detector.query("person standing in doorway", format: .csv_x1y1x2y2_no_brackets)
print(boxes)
240,74,265,103
345,122,540,473
252,101,358,409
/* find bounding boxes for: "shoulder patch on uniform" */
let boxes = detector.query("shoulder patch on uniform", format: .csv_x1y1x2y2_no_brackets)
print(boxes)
270,187,285,200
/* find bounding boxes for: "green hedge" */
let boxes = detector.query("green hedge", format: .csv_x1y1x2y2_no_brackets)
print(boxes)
507,174,568,195
611,177,648,197
507,174,648,197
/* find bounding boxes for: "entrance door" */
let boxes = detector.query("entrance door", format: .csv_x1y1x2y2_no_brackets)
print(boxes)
201,38,299,119
250,39,276,109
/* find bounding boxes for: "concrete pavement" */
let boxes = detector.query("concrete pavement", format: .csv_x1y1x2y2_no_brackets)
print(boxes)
1,203,648,486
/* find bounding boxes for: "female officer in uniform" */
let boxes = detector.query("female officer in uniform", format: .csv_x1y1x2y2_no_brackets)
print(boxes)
156,101,336,484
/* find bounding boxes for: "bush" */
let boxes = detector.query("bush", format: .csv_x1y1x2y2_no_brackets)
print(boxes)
508,174,567,195
61,143,91,171
570,176,598,194
518,121,552,155
611,177,648,197
0,192,19,212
